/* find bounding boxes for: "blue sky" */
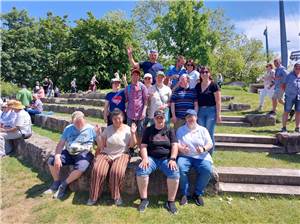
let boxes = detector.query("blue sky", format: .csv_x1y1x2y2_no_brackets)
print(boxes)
2,0,300,53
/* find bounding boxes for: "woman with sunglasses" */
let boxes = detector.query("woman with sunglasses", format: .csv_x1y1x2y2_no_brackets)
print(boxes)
195,66,222,155
185,59,200,89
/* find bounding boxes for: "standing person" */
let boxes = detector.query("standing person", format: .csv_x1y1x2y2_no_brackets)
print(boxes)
217,73,223,88
185,59,200,89
0,100,32,157
170,75,198,130
44,111,101,199
136,110,179,214
195,66,222,155
87,109,137,206
103,77,126,126
268,58,288,115
280,61,300,133
33,81,41,94
47,79,54,97
147,71,172,126
166,56,186,90
42,77,50,96
16,84,32,108
256,63,275,111
176,109,213,206
125,69,148,143
143,73,153,128
71,78,77,93
127,47,164,83
89,74,99,92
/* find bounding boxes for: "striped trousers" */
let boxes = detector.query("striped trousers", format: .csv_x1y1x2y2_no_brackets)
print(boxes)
89,153,130,201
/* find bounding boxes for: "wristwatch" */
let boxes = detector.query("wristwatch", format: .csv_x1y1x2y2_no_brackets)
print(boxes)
169,157,176,161
202,146,206,152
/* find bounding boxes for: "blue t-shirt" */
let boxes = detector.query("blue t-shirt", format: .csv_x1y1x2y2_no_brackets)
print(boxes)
166,65,186,88
283,71,300,98
139,61,164,82
105,90,126,113
274,66,288,90
61,124,96,155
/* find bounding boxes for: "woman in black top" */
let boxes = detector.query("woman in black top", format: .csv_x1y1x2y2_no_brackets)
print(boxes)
195,66,222,155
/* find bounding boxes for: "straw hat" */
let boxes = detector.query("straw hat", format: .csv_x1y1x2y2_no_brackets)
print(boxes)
10,101,25,110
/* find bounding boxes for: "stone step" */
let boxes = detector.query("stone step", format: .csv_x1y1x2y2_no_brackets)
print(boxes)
43,103,104,118
218,121,251,127
60,92,106,99
218,182,300,195
222,95,234,102
215,133,277,144
42,97,105,107
215,142,284,153
221,116,246,122
217,167,300,185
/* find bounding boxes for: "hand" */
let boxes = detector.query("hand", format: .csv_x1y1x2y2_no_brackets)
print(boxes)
171,116,177,124
54,155,62,169
180,143,190,154
122,73,127,82
141,111,146,120
196,146,205,154
127,47,133,56
130,123,137,133
104,116,108,124
216,115,222,124
94,124,102,136
168,160,178,171
139,158,149,170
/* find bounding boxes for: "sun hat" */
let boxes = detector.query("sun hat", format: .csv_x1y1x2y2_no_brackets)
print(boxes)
10,101,25,110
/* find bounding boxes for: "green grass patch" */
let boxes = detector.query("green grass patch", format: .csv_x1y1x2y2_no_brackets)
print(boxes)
32,126,61,142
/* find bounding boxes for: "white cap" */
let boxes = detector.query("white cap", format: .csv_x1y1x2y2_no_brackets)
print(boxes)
144,73,152,79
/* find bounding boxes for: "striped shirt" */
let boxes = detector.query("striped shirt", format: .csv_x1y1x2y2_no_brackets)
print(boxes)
171,87,197,119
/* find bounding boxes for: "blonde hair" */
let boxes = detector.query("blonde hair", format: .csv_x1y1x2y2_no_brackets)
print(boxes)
71,111,85,122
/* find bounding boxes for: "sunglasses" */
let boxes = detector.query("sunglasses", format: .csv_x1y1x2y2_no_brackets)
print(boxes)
200,71,209,74
155,116,165,120
144,77,152,80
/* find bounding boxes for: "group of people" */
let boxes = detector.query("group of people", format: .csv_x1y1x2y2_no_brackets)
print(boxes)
257,59,300,132
45,48,222,215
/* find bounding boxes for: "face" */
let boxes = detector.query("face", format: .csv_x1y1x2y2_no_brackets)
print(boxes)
73,118,85,130
112,114,123,127
185,114,197,126
154,115,165,126
186,63,194,72
112,81,121,90
156,75,165,84
294,65,300,75
177,58,185,67
149,52,158,62
200,69,210,80
179,76,189,87
144,77,152,84
131,72,140,83
266,65,272,71
274,60,280,68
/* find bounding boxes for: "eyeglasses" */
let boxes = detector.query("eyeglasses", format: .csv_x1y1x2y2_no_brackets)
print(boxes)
155,116,165,120
144,77,152,80
200,71,209,74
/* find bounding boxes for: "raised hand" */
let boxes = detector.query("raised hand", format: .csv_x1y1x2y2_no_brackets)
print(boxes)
131,123,137,133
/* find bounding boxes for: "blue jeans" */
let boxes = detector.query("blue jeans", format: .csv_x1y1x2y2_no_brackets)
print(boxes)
197,106,216,154
177,156,212,196
136,156,180,179
26,108,41,115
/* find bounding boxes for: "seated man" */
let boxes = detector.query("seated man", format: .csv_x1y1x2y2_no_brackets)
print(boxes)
26,94,43,116
45,111,101,199
0,100,32,157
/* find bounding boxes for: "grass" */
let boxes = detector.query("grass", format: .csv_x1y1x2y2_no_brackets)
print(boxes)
1,156,300,224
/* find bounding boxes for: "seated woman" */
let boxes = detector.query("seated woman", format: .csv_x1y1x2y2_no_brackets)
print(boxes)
0,102,17,129
176,109,213,206
136,110,179,214
87,108,137,206
26,94,43,116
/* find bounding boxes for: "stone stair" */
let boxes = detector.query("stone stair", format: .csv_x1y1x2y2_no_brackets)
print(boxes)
42,97,105,107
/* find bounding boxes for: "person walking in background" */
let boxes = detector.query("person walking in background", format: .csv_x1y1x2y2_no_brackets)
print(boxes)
217,73,223,88
47,78,54,97
268,58,288,115
280,61,300,133
195,66,222,155
42,77,50,96
256,63,275,111
89,74,99,92
16,84,32,108
127,47,164,83
71,78,77,93
166,56,186,90
185,59,200,89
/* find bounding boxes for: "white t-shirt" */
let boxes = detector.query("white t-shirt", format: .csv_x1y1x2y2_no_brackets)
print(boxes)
176,124,213,162
187,70,200,89
15,110,32,135
148,84,172,119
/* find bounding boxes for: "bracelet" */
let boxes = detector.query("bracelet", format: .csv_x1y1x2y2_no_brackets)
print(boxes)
169,157,176,161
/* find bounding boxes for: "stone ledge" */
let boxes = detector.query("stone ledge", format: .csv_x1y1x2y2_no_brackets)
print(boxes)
276,132,300,154
42,98,105,107
245,114,276,127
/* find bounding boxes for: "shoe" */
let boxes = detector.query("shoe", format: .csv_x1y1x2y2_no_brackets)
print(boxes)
114,198,123,206
295,127,300,133
289,109,295,121
53,181,68,200
164,201,178,214
137,199,149,212
280,127,288,133
193,194,204,206
256,105,263,112
179,195,188,206
267,111,276,116
86,199,97,206
44,180,61,194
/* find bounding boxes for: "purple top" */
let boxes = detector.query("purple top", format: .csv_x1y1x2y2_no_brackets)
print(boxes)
31,99,43,112
125,81,148,120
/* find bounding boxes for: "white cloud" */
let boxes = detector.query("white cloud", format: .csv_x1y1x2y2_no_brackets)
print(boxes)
234,15,300,54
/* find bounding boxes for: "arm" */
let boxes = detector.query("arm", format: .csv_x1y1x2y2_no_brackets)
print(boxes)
138,144,149,169
194,101,199,114
103,100,109,123
141,86,148,119
122,74,128,87
214,90,222,123
127,47,140,69
129,123,137,148
171,102,177,124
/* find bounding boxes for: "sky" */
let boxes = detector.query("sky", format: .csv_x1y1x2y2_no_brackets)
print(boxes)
1,0,300,55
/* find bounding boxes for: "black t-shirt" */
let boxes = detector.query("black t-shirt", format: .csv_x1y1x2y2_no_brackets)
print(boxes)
141,125,177,159
195,82,220,107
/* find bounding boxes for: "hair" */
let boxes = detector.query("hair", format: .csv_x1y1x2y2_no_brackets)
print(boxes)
198,66,213,82
71,111,85,122
110,108,124,120
185,59,196,70
177,55,185,61
273,58,281,64
266,63,273,69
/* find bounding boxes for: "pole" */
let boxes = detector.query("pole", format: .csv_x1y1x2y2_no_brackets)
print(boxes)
263,27,270,63
279,0,288,67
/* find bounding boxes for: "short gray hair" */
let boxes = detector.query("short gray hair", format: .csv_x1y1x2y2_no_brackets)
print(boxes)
71,111,85,122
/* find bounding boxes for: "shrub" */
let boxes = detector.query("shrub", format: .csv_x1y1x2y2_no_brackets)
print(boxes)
0,80,20,97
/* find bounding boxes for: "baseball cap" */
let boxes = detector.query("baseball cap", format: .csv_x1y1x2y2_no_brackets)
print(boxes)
185,109,197,117
111,77,121,83
154,110,165,118
131,68,141,75
157,71,165,76
144,73,152,79
149,49,158,54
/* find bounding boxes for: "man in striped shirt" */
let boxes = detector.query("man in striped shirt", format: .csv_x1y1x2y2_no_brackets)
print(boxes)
170,74,198,130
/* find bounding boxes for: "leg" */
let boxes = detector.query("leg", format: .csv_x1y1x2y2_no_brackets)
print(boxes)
272,98,278,112
295,112,300,129
282,96,294,130
259,88,266,108
197,108,206,127
205,107,217,155
177,156,192,196
192,159,212,196
89,154,111,201
109,154,130,200
167,178,179,202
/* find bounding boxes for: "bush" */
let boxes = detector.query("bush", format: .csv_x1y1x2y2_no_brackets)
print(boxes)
0,80,20,97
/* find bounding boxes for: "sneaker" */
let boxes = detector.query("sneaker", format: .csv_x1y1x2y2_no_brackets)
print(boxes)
289,109,295,121
53,181,68,200
137,199,149,212
280,127,288,133
193,194,204,206
179,195,188,206
114,198,123,206
165,201,178,214
295,127,300,133
267,111,276,116
86,199,97,206
44,180,61,194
